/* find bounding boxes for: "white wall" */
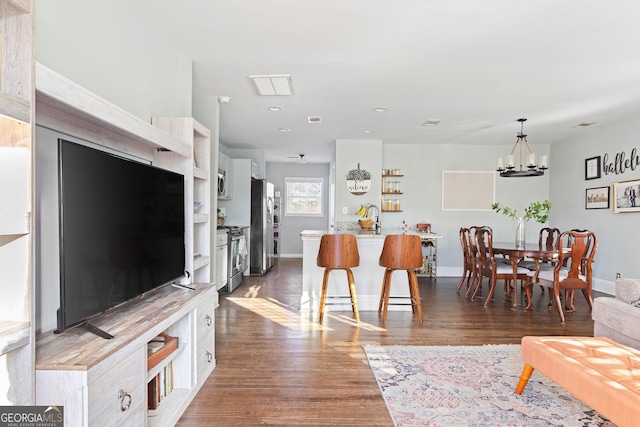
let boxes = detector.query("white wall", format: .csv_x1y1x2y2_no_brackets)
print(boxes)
266,162,330,257
335,139,383,224
550,116,640,294
333,140,550,275
35,0,191,119
34,1,197,332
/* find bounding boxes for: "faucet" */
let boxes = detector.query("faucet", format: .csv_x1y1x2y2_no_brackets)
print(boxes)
365,203,381,233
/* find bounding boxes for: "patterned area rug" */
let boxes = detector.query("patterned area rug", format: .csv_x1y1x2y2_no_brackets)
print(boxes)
363,344,615,427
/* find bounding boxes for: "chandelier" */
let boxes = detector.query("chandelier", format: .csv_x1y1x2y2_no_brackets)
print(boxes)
497,118,548,177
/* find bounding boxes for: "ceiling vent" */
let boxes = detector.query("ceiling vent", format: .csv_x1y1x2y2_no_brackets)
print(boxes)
307,116,322,124
249,75,294,96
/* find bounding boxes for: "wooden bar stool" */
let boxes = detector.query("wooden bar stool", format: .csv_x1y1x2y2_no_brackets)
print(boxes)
378,234,423,324
316,234,360,324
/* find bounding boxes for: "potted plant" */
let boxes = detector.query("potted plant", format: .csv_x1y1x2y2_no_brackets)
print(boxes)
345,164,372,195
492,200,551,247
345,169,371,180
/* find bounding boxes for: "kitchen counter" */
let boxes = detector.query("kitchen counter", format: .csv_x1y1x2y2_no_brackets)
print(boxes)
301,229,442,239
300,229,443,314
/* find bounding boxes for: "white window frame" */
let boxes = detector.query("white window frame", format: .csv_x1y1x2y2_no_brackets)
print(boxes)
284,177,324,217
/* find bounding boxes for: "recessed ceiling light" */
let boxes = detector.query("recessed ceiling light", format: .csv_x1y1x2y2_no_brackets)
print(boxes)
362,129,375,134
373,106,388,113
575,122,596,128
307,116,322,124
249,75,294,96
268,106,282,111
422,119,442,126
278,127,290,132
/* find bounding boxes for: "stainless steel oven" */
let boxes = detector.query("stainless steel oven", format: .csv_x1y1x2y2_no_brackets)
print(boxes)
219,226,248,292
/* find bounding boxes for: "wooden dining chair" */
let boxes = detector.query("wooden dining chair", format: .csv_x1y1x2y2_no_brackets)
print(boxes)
520,227,561,270
524,229,598,323
456,227,476,294
473,227,529,308
464,225,487,298
520,227,562,302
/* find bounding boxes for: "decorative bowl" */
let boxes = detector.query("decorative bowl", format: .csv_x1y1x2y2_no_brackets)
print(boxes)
359,219,374,229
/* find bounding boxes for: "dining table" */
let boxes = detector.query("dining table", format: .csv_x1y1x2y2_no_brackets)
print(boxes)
491,241,568,310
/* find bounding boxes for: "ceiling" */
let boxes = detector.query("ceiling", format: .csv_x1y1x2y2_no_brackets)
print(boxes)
139,1,640,163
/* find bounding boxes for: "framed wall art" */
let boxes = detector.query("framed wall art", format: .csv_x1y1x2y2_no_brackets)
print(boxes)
442,171,495,211
585,186,610,210
612,179,640,213
585,156,601,180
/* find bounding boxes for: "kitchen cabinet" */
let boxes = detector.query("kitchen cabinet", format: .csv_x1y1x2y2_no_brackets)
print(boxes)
218,158,252,226
215,230,228,291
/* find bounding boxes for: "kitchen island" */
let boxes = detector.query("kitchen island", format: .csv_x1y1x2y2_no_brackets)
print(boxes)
301,230,443,314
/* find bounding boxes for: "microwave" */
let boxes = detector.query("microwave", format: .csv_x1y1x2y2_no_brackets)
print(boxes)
217,169,229,199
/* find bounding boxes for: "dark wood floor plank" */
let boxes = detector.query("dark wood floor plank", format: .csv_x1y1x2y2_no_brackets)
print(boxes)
176,258,597,426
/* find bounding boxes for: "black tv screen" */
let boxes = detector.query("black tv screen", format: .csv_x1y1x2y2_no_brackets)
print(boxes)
57,138,185,333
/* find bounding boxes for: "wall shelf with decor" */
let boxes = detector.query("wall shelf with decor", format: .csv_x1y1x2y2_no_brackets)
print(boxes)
381,170,404,212
0,0,35,405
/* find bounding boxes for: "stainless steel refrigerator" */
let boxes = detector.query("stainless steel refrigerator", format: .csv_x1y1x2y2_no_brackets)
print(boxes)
250,179,274,274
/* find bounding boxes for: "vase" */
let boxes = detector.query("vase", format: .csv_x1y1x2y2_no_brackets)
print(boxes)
515,217,526,248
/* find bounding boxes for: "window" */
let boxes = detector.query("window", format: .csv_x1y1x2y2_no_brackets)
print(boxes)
285,177,323,217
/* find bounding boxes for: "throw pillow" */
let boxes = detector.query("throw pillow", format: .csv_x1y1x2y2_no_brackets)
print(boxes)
616,278,640,304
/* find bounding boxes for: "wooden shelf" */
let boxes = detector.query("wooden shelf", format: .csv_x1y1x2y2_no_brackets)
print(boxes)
193,167,208,180
382,192,404,195
382,174,404,177
193,213,208,224
36,63,191,157
147,333,178,372
8,0,30,12
193,255,210,271
381,209,403,212
0,232,27,247
0,320,30,356
0,92,31,123
147,388,190,427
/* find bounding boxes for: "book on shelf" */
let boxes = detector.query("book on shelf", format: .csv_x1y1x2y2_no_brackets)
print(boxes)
147,360,174,410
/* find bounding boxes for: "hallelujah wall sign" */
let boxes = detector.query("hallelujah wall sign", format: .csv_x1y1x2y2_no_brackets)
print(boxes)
602,147,640,176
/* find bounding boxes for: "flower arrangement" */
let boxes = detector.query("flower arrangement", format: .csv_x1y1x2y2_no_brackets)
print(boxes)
491,200,551,223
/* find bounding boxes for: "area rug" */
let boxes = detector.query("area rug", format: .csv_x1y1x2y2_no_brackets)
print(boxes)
363,344,614,427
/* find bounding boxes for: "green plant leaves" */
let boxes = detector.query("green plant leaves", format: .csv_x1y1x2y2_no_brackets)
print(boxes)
492,200,551,223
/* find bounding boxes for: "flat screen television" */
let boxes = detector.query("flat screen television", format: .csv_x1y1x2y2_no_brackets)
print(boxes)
57,138,185,335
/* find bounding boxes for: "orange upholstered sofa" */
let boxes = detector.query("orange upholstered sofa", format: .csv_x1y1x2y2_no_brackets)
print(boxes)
516,336,640,427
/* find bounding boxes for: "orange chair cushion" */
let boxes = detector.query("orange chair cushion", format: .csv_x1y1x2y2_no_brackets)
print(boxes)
521,336,640,427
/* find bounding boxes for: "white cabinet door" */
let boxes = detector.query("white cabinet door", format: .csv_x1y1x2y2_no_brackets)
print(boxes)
215,244,228,291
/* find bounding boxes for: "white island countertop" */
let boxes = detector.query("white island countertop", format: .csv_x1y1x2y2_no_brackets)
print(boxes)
301,229,443,240
300,229,443,315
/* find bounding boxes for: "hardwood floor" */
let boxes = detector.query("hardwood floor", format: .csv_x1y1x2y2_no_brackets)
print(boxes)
176,258,598,426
